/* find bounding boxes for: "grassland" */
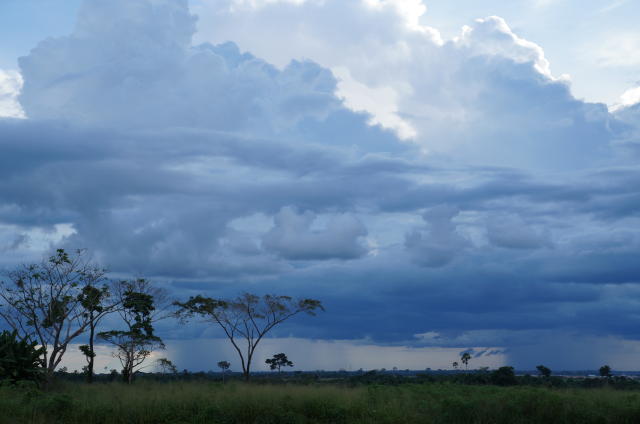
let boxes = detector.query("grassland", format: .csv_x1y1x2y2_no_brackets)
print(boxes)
3,381,640,423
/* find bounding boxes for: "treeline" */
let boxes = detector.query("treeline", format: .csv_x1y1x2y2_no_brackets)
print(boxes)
0,249,323,387
43,366,640,392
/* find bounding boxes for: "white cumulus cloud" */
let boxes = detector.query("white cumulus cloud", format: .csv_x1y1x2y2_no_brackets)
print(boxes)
0,70,25,119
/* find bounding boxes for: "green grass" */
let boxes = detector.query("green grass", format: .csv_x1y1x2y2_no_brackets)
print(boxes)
2,381,640,423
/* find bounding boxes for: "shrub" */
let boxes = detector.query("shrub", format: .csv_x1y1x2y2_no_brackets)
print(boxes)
491,366,517,386
0,330,45,385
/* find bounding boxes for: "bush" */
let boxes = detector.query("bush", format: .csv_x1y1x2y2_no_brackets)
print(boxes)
0,330,45,385
491,366,517,386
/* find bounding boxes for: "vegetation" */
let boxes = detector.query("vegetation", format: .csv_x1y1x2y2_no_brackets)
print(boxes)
460,352,471,370
77,281,113,383
3,380,640,423
174,293,323,381
157,358,178,375
0,330,45,385
537,365,552,378
0,249,111,384
98,279,167,384
218,361,231,383
4,248,639,423
600,365,612,377
266,353,294,373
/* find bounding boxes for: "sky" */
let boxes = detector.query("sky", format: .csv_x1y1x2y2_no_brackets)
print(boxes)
1,0,640,373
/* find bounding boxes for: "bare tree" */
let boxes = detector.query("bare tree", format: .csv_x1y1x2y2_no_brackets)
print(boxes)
174,293,323,381
98,279,167,384
0,249,114,384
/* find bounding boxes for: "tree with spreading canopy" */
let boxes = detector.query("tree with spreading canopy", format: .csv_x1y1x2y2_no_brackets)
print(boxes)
174,293,323,381
98,278,167,384
0,249,114,384
536,364,551,377
599,365,612,378
266,352,293,373
156,357,178,375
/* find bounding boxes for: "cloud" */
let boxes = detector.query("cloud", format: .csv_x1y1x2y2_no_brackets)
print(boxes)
3,0,640,371
0,70,24,118
194,2,618,170
262,207,368,260
405,205,470,267
613,85,640,111
486,213,552,249
19,13,341,135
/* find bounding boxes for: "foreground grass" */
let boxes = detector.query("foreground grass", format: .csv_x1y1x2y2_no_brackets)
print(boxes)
2,381,640,423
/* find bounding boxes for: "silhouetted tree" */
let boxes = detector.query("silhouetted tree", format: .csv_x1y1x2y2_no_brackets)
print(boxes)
266,353,293,373
536,365,551,377
174,293,323,381
599,365,612,377
0,249,110,384
217,360,230,383
461,352,471,370
98,279,167,384
157,357,177,375
452,361,459,370
78,282,116,383
491,366,517,386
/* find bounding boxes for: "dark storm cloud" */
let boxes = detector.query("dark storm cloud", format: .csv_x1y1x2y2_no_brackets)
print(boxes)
3,0,640,370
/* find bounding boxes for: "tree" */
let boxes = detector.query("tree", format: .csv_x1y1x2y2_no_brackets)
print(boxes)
599,365,612,378
491,366,517,386
217,360,230,383
265,353,293,373
460,352,471,370
78,283,115,383
452,361,459,370
98,279,166,384
536,365,551,377
0,249,110,383
174,293,323,381
0,330,46,385
156,357,177,375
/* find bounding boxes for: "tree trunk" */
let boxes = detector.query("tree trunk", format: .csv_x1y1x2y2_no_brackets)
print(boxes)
87,320,95,383
244,356,252,381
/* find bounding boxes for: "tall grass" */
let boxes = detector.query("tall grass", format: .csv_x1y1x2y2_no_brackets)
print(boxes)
2,381,640,423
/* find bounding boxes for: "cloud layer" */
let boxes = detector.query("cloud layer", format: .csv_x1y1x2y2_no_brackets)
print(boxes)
2,0,640,370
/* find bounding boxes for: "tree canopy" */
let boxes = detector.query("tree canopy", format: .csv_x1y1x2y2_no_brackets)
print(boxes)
174,293,323,380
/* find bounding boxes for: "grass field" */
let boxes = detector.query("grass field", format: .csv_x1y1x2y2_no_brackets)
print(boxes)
3,381,640,423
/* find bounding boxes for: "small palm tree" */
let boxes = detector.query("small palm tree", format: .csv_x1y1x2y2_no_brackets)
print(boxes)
217,361,231,383
461,352,471,370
